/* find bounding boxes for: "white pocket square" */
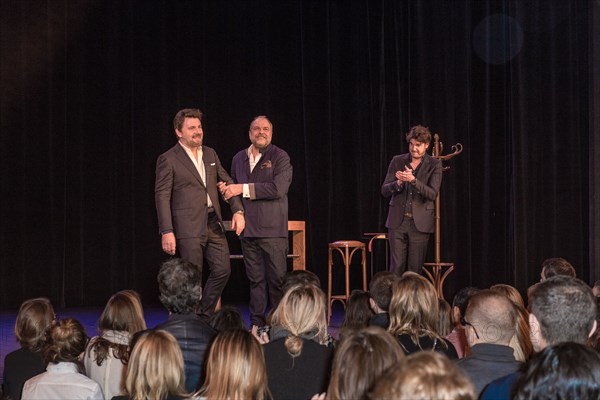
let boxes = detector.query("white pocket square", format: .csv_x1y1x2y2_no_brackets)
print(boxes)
210,163,215,166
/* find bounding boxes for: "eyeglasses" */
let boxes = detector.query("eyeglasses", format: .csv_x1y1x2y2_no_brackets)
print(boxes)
460,317,480,339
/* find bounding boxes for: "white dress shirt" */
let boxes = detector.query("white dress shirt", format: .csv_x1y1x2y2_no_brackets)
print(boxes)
22,362,104,400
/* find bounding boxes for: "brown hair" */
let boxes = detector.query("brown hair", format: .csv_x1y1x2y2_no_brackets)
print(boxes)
326,326,404,400
173,108,202,131
196,329,269,400
490,284,525,308
14,297,55,352
388,272,446,348
88,290,147,366
405,125,432,144
368,351,475,400
43,318,89,365
541,257,576,280
369,271,400,311
437,298,454,337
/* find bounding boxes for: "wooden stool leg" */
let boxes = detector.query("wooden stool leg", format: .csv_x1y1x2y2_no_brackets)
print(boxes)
344,245,350,303
328,247,333,324
361,246,367,291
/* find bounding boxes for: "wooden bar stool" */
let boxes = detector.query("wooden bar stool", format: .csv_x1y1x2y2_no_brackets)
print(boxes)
327,240,367,324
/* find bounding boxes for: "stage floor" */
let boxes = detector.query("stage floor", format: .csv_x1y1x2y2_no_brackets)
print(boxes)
0,302,346,385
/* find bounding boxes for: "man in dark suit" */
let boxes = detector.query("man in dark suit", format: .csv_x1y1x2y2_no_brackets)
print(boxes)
155,108,245,320
218,115,293,328
381,125,442,273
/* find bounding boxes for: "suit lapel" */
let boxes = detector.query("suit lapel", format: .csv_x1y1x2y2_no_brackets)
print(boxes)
173,144,205,187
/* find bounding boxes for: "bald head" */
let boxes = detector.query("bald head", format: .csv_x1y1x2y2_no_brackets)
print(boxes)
465,290,516,345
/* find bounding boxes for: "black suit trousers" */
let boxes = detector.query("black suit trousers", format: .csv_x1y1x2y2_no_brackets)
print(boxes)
177,214,231,320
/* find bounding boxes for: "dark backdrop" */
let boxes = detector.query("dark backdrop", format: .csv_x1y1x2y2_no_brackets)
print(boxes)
1,0,598,308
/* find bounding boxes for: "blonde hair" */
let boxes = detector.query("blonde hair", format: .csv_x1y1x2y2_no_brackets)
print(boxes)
510,304,533,362
270,283,328,357
124,330,187,400
326,326,404,400
388,272,446,347
196,329,269,400
368,351,475,400
14,297,55,352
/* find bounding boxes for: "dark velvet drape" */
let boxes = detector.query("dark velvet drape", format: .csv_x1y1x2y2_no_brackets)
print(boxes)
0,0,596,308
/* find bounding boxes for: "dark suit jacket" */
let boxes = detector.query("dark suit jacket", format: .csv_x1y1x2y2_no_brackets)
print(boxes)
230,144,292,238
381,153,442,233
155,143,243,241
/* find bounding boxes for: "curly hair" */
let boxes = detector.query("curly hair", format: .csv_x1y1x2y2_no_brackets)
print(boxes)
157,258,203,313
405,125,432,144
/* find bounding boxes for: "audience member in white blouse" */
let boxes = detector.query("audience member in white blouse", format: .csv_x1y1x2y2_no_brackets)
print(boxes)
22,317,103,400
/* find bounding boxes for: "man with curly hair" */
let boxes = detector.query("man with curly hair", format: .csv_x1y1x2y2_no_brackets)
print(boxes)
155,258,217,392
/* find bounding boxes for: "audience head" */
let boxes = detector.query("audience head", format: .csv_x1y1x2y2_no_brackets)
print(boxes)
157,258,202,314
512,342,600,400
529,276,597,351
43,317,89,365
368,351,475,400
197,329,269,400
540,257,576,281
326,326,404,400
437,298,454,337
464,289,516,346
125,329,186,400
209,306,246,332
281,270,321,294
270,283,328,357
14,297,55,352
490,284,525,308
340,290,374,337
593,280,600,297
98,290,146,334
452,287,480,326
368,271,400,313
388,272,440,341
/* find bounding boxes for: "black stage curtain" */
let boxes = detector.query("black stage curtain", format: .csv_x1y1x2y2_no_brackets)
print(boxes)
0,0,596,308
